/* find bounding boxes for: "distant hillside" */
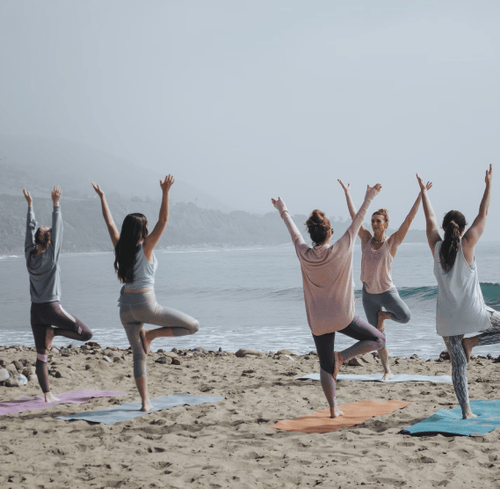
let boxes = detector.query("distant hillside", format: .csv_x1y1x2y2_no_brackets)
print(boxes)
0,193,426,255
0,134,232,211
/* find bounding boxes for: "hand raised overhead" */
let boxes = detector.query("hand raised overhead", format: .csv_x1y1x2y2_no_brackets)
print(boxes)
22,188,33,206
160,174,175,193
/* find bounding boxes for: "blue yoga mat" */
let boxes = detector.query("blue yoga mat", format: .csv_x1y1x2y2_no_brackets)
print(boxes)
296,373,452,383
402,400,500,437
58,393,225,425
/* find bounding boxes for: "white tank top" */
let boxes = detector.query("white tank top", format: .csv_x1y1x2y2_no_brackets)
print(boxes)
360,239,394,294
433,240,490,337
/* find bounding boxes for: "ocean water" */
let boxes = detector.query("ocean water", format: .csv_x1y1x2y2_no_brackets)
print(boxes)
1,242,499,359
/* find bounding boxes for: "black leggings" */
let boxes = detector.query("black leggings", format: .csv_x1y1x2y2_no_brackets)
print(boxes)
31,302,92,393
313,315,385,375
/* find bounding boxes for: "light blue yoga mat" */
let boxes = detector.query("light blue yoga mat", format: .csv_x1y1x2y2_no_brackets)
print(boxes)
58,393,225,425
402,400,500,437
296,373,452,383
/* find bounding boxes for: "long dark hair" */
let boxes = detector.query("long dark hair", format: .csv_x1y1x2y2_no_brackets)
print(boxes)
306,209,332,246
31,226,51,256
114,213,149,283
439,210,467,272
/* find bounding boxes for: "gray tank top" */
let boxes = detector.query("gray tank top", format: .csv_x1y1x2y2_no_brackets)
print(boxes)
123,244,158,290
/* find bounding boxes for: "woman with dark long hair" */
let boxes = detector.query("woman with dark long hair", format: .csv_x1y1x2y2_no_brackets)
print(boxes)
24,186,93,402
272,184,385,417
338,180,432,380
92,175,199,412
418,165,500,419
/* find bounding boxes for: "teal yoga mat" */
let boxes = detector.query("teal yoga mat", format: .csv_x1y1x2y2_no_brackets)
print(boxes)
58,393,225,425
296,373,452,383
401,400,500,437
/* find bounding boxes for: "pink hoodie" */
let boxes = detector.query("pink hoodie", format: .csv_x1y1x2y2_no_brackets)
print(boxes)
275,189,377,335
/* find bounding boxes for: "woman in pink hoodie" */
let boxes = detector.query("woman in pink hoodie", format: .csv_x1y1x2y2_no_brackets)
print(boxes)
272,183,385,418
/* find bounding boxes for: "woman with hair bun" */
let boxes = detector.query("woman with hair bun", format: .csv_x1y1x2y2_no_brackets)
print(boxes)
272,184,385,418
418,165,500,419
23,186,93,402
92,175,199,412
338,180,432,380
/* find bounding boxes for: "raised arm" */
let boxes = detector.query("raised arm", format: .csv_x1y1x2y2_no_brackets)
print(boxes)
271,197,306,247
389,182,432,256
463,164,493,248
23,188,36,252
50,186,63,256
91,182,120,248
416,174,440,255
142,174,175,259
346,184,382,245
338,179,371,245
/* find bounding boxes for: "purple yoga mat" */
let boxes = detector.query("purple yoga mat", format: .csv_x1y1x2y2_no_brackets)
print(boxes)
0,389,128,415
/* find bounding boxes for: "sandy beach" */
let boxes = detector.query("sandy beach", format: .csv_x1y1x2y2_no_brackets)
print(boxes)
1,344,500,489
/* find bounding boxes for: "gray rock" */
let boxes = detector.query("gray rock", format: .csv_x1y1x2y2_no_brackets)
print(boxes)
6,363,18,376
102,356,112,363
13,360,24,371
22,366,36,378
235,349,265,358
0,368,10,381
5,374,28,387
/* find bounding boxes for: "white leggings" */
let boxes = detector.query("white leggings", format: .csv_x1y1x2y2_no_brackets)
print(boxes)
119,291,199,377
444,307,500,408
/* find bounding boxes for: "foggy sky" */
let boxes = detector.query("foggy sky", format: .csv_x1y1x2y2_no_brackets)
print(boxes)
1,1,499,239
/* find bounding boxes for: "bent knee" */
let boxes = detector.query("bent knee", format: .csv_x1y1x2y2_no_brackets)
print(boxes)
82,330,93,341
189,319,200,335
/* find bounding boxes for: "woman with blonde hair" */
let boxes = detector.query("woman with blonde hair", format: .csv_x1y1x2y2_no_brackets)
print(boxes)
272,183,385,417
338,180,431,380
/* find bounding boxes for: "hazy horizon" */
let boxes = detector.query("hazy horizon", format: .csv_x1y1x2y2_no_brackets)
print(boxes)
1,1,499,238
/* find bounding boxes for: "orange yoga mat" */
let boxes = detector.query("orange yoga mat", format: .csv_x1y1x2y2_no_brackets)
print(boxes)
272,399,412,433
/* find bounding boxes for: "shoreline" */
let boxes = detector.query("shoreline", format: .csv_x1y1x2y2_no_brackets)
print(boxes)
2,343,500,487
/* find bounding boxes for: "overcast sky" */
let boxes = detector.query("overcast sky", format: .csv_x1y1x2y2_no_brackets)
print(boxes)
1,1,499,238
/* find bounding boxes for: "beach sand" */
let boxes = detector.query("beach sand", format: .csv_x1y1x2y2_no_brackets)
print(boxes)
1,344,500,489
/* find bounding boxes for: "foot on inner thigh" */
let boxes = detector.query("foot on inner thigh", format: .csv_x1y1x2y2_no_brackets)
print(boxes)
44,391,60,403
462,337,475,363
45,327,55,351
141,400,153,412
377,309,392,329
333,351,344,380
330,406,344,418
140,329,151,355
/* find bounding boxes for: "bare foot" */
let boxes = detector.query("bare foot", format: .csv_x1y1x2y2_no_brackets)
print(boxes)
330,406,344,418
462,337,474,363
45,327,55,351
44,391,60,403
141,400,153,412
462,409,478,420
140,329,151,355
377,309,392,327
381,371,393,381
333,351,344,380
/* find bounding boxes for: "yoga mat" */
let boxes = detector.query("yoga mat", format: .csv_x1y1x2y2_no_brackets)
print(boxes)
0,389,128,415
296,373,452,383
58,393,225,425
272,399,411,433
401,400,500,437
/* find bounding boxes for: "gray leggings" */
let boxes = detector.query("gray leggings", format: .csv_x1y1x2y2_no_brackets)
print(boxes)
444,307,500,409
119,291,199,378
362,285,411,328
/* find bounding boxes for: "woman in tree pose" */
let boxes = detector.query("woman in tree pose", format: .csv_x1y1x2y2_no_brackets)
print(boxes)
418,165,500,419
272,183,385,417
92,175,199,412
338,180,431,380
24,186,93,402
